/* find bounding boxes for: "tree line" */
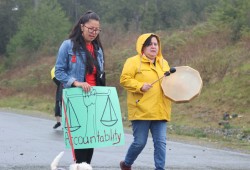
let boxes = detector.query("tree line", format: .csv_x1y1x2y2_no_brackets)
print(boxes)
0,0,249,69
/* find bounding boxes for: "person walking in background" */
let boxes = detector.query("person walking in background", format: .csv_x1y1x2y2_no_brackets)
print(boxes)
55,10,105,164
50,66,62,129
119,33,172,170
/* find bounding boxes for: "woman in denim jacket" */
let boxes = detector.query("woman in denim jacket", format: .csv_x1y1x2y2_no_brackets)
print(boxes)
55,10,104,165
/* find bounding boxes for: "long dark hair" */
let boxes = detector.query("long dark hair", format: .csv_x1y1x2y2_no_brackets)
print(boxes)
69,10,104,74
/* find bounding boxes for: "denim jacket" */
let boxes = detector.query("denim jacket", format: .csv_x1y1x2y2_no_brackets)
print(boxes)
55,39,104,88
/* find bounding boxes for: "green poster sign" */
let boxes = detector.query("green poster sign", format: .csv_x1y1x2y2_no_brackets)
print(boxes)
62,87,125,149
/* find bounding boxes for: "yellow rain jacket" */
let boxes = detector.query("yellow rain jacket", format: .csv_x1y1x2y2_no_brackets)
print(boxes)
120,33,171,121
51,66,55,79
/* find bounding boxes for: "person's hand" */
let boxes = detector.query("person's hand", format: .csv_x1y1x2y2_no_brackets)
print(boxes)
73,81,91,92
140,83,152,92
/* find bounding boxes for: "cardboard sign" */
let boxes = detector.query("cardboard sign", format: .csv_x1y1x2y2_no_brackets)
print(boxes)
62,87,125,149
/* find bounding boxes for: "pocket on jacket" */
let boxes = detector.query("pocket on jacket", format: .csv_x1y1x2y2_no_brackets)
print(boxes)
68,51,76,70
133,93,143,104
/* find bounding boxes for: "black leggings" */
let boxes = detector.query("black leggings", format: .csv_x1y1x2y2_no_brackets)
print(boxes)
75,148,94,164
54,100,61,117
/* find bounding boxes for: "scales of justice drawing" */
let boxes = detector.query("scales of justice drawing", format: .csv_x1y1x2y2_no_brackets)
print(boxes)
62,86,125,149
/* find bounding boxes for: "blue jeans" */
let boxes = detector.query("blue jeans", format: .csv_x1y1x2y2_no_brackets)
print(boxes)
124,120,167,170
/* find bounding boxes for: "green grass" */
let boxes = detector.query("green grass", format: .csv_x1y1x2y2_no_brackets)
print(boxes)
0,94,54,114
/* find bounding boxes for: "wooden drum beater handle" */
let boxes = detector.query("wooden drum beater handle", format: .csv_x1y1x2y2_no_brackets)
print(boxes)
151,67,176,85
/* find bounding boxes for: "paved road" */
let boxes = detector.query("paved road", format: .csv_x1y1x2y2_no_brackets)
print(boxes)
0,111,250,170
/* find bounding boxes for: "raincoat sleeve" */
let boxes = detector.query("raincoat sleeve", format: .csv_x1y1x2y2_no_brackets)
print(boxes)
120,57,144,93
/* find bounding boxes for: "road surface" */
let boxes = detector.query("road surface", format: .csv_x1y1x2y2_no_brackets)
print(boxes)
0,111,250,170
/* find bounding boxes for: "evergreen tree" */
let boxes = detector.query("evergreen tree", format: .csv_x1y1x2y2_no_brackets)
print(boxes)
6,0,71,67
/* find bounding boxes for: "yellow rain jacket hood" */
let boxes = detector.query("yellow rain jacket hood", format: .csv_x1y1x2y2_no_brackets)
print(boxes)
120,33,172,121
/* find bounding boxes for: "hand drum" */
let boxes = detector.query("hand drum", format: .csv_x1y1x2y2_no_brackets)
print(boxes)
161,66,203,103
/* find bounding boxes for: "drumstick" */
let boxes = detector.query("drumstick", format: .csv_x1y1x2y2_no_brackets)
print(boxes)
151,67,176,85
170,67,176,73
150,73,168,85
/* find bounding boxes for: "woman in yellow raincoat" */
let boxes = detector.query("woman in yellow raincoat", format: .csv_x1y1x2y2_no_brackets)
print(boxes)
120,33,172,170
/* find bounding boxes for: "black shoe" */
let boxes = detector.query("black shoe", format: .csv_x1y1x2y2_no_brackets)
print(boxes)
53,122,61,129
120,161,131,170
